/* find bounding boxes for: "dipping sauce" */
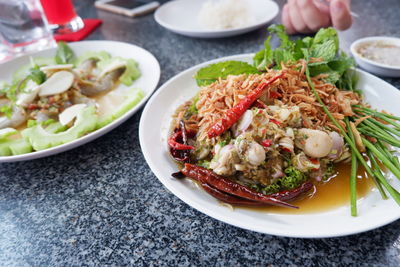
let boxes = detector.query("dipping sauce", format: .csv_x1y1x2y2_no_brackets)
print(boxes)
357,41,400,67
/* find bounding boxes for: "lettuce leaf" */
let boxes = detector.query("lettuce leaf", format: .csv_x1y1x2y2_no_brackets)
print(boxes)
195,61,260,86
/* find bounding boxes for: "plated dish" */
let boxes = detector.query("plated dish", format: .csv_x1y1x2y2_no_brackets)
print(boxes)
154,0,279,38
0,40,160,162
351,36,400,77
140,26,400,237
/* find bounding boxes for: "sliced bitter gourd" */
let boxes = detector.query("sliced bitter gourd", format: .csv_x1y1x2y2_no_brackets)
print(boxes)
96,88,144,129
22,106,97,151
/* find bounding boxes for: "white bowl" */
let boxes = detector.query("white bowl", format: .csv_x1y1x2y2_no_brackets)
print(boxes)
154,0,279,38
350,36,400,77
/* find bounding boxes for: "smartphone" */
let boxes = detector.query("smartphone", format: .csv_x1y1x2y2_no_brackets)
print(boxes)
95,0,160,17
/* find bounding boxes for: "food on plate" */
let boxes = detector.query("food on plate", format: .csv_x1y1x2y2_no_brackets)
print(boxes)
0,42,143,156
168,25,400,216
198,0,255,30
356,41,400,67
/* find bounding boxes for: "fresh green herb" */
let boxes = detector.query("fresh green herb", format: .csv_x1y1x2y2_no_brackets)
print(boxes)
0,104,13,119
252,24,355,89
27,120,38,128
27,66,46,85
195,61,260,86
198,160,211,169
188,95,199,115
255,166,308,195
55,41,75,64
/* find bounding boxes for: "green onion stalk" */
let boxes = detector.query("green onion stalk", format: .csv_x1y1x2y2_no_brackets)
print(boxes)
305,67,400,216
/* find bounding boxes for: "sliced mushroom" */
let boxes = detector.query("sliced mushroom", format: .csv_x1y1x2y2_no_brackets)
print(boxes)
39,71,74,97
59,104,87,126
16,79,40,106
40,64,74,72
297,128,333,158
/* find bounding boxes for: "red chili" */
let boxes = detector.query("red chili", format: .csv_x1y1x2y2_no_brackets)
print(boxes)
269,182,314,202
270,118,282,126
269,91,282,99
207,73,284,138
168,131,195,150
168,121,196,162
201,183,267,206
281,147,292,153
27,104,38,110
261,139,273,148
252,100,267,109
181,163,297,208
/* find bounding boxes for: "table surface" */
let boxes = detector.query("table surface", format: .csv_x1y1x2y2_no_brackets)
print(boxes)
1,0,400,266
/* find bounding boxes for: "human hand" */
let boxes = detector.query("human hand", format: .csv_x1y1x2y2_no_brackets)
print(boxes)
282,0,352,34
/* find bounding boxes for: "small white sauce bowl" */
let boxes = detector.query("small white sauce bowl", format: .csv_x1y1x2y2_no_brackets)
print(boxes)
350,36,400,77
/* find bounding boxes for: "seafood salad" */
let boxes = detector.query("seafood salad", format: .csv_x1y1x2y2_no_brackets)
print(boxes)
169,26,400,214
0,42,143,156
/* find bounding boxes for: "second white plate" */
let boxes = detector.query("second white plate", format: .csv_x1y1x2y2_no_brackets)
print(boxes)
154,0,279,38
0,40,160,162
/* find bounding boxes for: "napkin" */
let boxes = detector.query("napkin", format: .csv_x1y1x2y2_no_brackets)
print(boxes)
54,19,103,42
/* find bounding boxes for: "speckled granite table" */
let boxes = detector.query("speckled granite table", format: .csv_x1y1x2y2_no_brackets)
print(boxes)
1,0,400,266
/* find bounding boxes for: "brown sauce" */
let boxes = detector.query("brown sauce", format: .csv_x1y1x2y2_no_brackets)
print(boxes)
245,162,375,214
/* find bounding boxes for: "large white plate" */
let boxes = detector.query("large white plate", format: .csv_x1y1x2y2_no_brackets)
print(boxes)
140,54,400,238
154,0,279,38
0,40,160,162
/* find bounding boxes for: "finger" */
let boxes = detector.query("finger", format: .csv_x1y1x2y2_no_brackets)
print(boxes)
282,4,296,34
330,0,352,30
288,0,312,33
313,0,331,14
297,0,331,31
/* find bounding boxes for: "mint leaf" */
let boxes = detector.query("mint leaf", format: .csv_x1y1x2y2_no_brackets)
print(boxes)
195,61,260,86
55,42,75,64
253,36,273,71
310,39,337,61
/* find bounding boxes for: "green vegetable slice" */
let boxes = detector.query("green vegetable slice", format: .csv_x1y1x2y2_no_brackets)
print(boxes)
22,106,97,151
195,61,260,87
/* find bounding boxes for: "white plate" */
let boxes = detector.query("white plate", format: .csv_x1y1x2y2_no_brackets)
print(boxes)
154,0,279,38
0,40,160,162
350,36,400,77
140,54,400,238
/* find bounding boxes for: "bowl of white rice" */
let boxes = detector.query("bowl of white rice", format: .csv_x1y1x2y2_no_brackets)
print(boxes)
154,0,280,38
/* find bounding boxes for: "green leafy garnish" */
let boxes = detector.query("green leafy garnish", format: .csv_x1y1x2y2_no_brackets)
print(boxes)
27,66,46,85
195,61,260,86
55,41,75,64
252,24,355,90
254,166,308,195
0,104,13,119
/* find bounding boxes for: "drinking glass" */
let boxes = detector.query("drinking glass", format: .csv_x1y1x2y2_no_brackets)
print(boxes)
0,0,55,59
40,0,84,34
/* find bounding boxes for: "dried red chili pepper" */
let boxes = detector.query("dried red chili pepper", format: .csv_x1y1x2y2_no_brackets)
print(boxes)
269,91,282,99
201,183,266,206
270,118,282,126
181,163,297,208
168,121,196,162
207,73,284,138
261,139,273,148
